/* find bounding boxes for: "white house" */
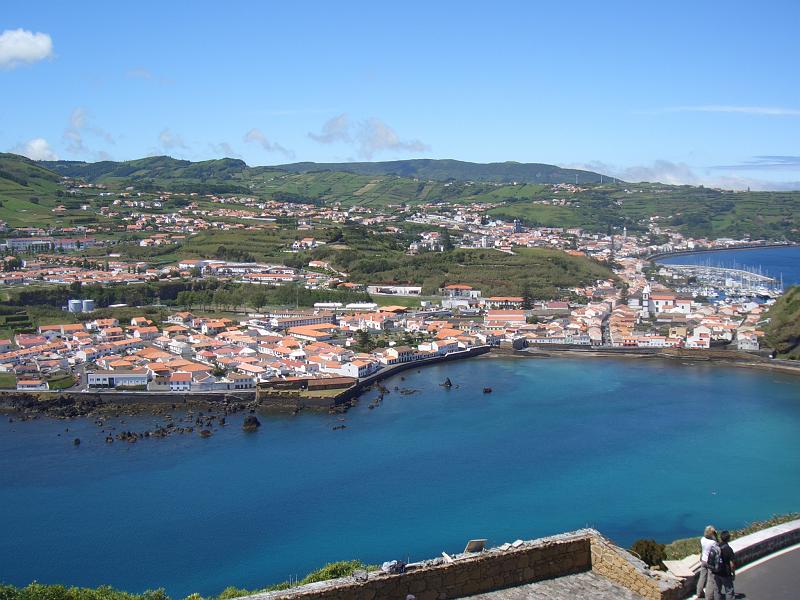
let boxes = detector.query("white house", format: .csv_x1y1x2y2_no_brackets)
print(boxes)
87,370,149,388
16,379,49,391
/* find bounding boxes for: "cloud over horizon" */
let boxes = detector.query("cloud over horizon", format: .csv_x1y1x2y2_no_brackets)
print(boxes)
243,128,293,158
64,107,115,157
10,137,58,161
158,128,188,151
712,155,800,170
0,29,53,69
210,141,241,158
309,114,430,159
565,159,800,191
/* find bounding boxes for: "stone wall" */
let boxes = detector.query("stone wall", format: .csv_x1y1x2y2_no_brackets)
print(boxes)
247,531,592,600
242,530,684,600
590,535,683,600
730,518,800,567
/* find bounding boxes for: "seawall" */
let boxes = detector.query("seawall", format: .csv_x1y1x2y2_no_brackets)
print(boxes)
647,242,798,262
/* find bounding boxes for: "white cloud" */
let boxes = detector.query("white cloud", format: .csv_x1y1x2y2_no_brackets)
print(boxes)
308,114,430,159
564,160,800,191
210,142,241,158
10,138,58,161
63,107,115,156
243,128,293,158
357,118,429,159
308,114,352,144
712,155,800,171
126,67,173,85
652,105,800,116
0,29,53,69
158,128,188,150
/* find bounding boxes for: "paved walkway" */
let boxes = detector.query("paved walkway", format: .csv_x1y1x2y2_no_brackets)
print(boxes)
733,545,800,599
461,571,645,599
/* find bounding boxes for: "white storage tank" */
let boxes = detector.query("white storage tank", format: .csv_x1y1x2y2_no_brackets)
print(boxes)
82,299,95,312
67,299,83,313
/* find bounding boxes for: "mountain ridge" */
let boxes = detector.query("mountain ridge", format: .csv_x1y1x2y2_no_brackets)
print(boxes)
273,158,611,184
36,155,610,185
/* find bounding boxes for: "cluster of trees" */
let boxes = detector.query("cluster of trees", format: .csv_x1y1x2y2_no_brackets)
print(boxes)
174,283,371,311
212,245,256,263
8,280,371,311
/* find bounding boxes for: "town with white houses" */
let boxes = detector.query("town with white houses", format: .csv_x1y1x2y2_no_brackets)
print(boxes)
0,185,782,392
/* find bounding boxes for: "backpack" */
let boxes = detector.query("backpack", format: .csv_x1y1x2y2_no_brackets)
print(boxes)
706,543,723,574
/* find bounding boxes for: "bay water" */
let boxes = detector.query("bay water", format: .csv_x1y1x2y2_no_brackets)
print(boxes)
1,356,799,598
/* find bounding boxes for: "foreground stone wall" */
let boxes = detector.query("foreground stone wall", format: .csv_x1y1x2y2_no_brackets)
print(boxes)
248,531,592,600
243,530,684,600
590,535,683,600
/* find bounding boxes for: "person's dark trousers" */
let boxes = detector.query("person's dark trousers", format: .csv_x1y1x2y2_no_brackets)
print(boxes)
711,574,734,600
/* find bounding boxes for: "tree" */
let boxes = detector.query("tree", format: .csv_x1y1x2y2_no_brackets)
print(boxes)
630,539,666,568
356,329,373,352
440,228,454,251
521,284,533,309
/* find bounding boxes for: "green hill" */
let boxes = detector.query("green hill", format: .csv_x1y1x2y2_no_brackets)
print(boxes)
7,153,797,240
0,154,63,226
275,159,610,184
42,156,247,181
765,286,800,359
40,156,251,194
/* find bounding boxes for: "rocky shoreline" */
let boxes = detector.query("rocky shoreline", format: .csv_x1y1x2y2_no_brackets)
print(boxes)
0,392,264,443
3,346,798,438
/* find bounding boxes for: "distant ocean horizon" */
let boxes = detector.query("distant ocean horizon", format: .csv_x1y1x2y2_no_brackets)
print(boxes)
2,357,799,598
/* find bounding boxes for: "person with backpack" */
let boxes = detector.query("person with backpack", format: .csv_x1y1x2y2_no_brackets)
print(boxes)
710,530,736,600
697,525,718,598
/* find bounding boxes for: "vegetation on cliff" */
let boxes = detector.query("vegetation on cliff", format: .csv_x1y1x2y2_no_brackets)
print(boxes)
664,513,800,560
0,560,373,600
765,286,800,359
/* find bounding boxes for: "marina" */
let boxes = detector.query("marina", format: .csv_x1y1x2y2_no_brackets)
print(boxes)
656,245,800,302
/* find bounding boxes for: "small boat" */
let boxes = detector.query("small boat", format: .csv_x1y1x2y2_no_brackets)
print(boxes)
483,387,492,394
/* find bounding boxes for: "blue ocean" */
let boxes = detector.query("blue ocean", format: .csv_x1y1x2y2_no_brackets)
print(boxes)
1,356,799,598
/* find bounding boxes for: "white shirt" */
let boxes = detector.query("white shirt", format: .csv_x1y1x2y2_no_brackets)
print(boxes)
700,536,717,562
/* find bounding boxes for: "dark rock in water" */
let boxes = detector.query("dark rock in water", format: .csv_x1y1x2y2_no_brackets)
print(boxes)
441,377,453,388
73,438,80,446
242,415,261,432
199,429,213,438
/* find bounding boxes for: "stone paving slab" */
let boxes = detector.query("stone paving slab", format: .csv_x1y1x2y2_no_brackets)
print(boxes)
460,571,646,599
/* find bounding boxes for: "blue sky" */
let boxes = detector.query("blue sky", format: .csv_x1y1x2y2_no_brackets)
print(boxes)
2,0,800,189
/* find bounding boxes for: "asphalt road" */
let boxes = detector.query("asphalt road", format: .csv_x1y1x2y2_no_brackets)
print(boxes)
734,546,800,599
